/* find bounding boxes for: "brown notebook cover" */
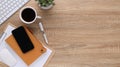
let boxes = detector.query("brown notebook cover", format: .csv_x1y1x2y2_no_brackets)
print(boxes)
5,26,46,65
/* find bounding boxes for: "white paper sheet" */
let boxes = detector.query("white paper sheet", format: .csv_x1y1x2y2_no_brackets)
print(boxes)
0,48,17,67
0,25,53,67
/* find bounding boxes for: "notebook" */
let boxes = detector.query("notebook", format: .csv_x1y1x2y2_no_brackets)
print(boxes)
6,26,46,65
0,24,55,67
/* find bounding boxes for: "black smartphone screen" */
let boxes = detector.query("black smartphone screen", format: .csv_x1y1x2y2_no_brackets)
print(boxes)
12,26,34,53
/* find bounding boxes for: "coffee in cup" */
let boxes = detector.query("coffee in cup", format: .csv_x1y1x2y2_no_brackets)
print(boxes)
20,6,41,24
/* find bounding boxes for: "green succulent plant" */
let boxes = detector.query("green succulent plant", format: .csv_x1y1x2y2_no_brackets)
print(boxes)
36,0,54,7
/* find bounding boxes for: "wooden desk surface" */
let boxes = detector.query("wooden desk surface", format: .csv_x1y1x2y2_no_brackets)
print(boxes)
1,0,120,67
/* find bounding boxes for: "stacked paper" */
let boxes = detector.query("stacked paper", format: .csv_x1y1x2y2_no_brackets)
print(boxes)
0,25,54,67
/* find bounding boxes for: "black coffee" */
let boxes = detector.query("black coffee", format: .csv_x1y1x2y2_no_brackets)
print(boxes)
22,8,36,22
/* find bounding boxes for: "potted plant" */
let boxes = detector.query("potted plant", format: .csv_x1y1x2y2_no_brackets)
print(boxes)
36,0,55,10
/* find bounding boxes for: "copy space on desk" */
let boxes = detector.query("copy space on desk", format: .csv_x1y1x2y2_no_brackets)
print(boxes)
5,26,46,65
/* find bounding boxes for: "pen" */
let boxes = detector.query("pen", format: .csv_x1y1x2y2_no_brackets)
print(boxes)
39,22,48,44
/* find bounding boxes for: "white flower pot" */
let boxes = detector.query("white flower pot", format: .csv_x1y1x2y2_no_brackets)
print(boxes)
39,4,53,10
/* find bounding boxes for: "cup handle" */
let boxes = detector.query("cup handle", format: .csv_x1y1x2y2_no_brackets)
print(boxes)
37,16,42,19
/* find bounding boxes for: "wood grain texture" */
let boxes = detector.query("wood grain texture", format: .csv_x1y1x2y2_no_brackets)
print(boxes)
0,62,8,67
0,0,120,67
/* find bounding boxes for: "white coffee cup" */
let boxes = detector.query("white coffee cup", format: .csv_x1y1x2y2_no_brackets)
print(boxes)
19,6,41,24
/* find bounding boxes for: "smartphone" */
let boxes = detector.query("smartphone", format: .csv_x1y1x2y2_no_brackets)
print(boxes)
12,26,34,53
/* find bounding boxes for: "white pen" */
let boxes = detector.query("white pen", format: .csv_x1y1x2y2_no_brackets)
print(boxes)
39,22,48,44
